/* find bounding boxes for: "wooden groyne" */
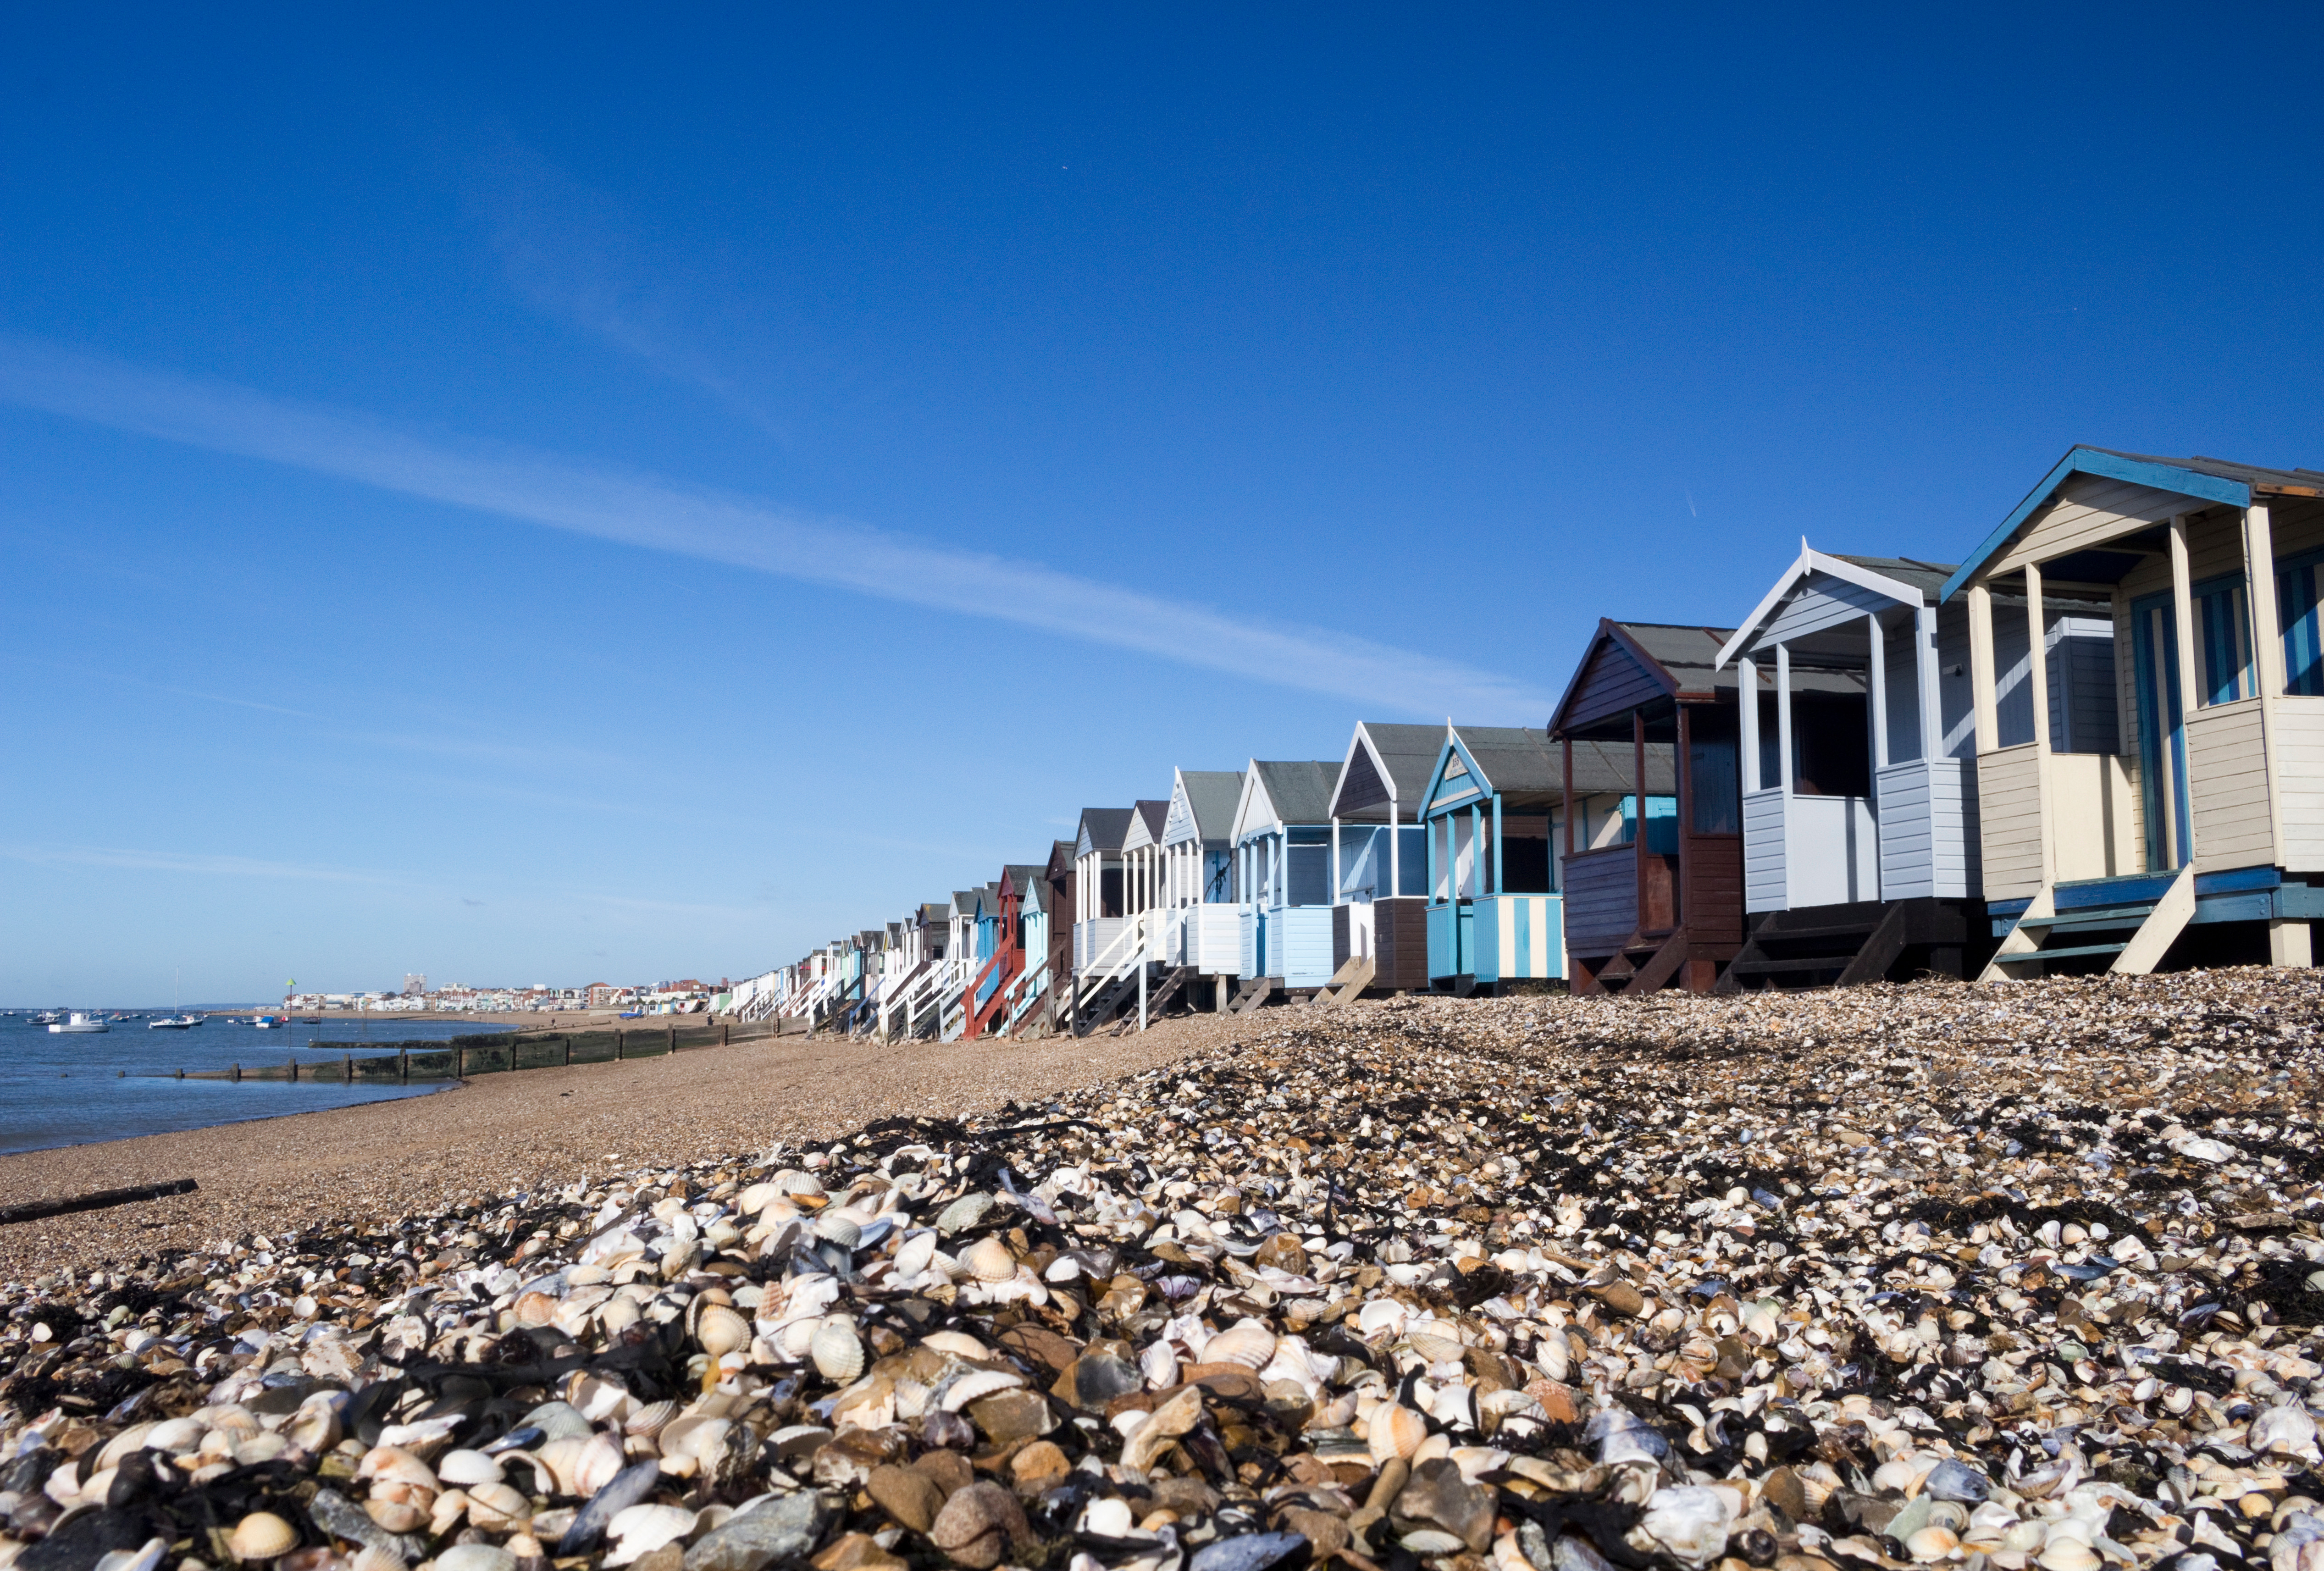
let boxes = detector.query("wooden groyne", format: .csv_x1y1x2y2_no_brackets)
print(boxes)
157,1019,779,1084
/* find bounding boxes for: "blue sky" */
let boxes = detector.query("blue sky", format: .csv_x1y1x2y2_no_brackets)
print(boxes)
5,5,2319,1003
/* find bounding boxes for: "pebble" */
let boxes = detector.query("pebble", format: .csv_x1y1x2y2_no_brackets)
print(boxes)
3,968,2323,1571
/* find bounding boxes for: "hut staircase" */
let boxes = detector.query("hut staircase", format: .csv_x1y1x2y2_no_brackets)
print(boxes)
1142,965,1195,1018
1590,929,1692,995
1317,956,1375,1009
1224,976,1277,1016
998,961,1050,1037
1072,965,1146,1036
1979,868,2195,981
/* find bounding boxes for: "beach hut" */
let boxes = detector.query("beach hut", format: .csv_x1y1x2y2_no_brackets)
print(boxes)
990,862,1056,1035
1118,799,1173,965
1041,839,1075,1024
1705,546,2028,985
1160,768,1245,997
1546,621,1749,994
964,864,1047,1039
1070,808,1134,974
1939,448,2324,974
1415,726,1602,990
1230,760,1344,994
1325,724,1436,992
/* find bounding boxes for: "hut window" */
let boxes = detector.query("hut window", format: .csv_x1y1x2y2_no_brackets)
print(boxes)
1617,796,1679,853
2194,573,2255,707
1689,730,1739,833
2280,547,2324,697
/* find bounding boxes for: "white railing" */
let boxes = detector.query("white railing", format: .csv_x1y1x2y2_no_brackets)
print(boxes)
1001,960,1050,1035
1070,911,1151,1017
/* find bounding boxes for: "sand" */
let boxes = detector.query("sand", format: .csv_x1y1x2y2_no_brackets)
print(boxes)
0,1015,1244,1279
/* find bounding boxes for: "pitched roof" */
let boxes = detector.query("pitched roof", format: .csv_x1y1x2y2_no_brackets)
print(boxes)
1122,798,1170,851
1246,760,1341,830
1074,807,1134,857
1549,620,1742,736
1001,864,1049,913
1941,446,2323,602
1168,770,1244,844
1329,721,1446,818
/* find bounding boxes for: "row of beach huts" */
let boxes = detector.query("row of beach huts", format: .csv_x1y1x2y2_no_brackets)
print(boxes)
728,447,2324,1036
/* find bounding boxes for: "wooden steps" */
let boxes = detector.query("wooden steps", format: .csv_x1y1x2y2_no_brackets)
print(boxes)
1981,868,2195,980
1317,956,1376,1009
1718,899,1977,992
1224,976,1278,1016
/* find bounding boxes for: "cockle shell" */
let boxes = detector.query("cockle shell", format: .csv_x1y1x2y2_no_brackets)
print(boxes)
893,1231,939,1279
228,1511,299,1561
534,1435,590,1496
1205,1320,1278,1370
1368,1403,1428,1464
573,1431,626,1497
963,1237,1017,1283
357,1446,437,1490
350,1547,404,1571
598,1296,643,1336
433,1548,516,1571
813,1213,863,1249
624,1399,678,1437
466,1482,532,1532
939,1368,1027,1411
695,1305,752,1358
922,1330,989,1359
810,1317,865,1381
436,1449,503,1488
603,1504,700,1568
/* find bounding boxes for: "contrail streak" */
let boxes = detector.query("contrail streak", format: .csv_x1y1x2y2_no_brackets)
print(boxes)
0,339,1553,718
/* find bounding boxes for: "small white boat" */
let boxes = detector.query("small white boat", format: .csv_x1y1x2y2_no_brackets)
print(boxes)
33,1011,61,1026
49,1012,110,1034
252,1014,283,1029
146,1014,202,1030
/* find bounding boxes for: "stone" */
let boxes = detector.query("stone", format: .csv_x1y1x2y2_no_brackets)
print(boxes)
681,1491,837,1571
927,1482,1031,1570
1389,1457,1495,1554
965,1389,1055,1443
866,1464,945,1534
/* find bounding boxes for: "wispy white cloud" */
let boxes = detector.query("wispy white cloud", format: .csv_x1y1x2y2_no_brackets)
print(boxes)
0,338,1555,718
8,654,315,718
0,842,392,883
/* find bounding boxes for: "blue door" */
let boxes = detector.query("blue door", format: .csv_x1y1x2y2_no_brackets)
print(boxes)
2131,591,2190,872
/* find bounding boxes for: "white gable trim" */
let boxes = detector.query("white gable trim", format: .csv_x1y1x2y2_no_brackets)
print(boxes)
1713,542,1931,669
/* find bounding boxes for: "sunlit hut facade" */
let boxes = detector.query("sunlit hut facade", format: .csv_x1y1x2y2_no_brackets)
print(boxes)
1546,621,1747,994
1415,725,1595,990
1710,547,2024,986
1942,448,2324,974
1325,722,1436,992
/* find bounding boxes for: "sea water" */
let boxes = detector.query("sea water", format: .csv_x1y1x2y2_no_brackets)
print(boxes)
0,1013,518,1154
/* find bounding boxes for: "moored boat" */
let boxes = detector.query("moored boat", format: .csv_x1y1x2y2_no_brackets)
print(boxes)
48,1012,109,1034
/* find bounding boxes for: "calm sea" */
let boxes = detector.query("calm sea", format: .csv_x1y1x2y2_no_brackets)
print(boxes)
0,1012,517,1155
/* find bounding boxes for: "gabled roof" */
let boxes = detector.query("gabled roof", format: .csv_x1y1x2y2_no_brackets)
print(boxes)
1000,864,1049,913
1074,807,1134,859
1044,838,1075,881
1328,721,1446,819
1121,799,1170,852
1714,543,1955,669
1548,620,1740,736
1418,725,1639,814
1162,769,1243,847
1940,446,2323,603
1232,760,1341,842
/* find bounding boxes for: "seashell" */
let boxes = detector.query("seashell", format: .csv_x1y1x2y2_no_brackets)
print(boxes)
286,1402,342,1454
625,1400,679,1438
813,1213,863,1250
229,1511,301,1562
939,1368,1028,1411
569,1263,612,1285
695,1305,752,1359
350,1548,404,1571
1357,1298,1410,1340
358,1446,438,1490
936,1193,994,1235
96,1422,159,1471
364,1500,426,1535
893,1231,939,1279
534,1435,590,1496
598,1296,643,1336
573,1431,626,1497
2038,1542,2100,1571
810,1317,865,1381
436,1449,503,1488
1638,1485,1732,1565
1905,1527,1960,1563
433,1548,516,1571
922,1330,989,1360
515,1291,559,1328
466,1482,532,1532
1407,1330,1466,1364
963,1236,1018,1282
603,1504,700,1568
1205,1320,1278,1370
147,1416,208,1455
1368,1402,1428,1464
521,1401,595,1442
